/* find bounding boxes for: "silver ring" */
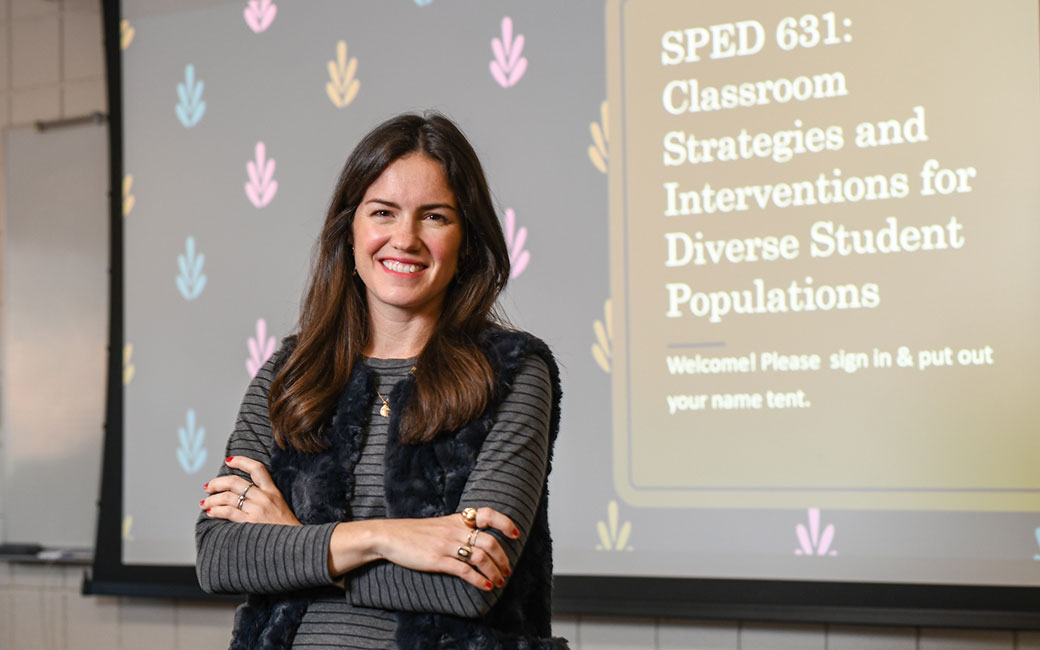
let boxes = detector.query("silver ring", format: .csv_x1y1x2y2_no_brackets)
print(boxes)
456,545,473,560
467,529,480,546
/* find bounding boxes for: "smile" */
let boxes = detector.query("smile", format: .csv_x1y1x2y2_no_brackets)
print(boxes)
381,259,424,274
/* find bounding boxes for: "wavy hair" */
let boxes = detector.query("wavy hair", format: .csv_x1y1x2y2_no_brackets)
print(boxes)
269,112,511,451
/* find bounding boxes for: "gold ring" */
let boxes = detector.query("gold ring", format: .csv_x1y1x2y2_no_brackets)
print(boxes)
467,529,480,546
461,507,478,529
457,545,473,560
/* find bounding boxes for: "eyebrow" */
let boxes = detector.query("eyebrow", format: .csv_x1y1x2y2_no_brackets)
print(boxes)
363,198,457,212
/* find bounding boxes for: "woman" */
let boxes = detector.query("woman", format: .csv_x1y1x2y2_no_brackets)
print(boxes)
196,113,566,649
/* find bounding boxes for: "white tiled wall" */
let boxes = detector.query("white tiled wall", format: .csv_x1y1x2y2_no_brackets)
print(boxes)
0,0,1036,648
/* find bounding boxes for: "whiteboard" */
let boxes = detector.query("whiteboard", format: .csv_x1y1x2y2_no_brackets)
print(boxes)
1,123,109,548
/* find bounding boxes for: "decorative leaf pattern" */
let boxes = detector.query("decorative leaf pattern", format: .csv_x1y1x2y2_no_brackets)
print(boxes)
176,409,207,474
245,142,278,208
588,101,608,174
503,208,529,279
592,299,612,373
176,236,207,300
175,64,206,128
244,0,277,33
123,343,135,385
247,318,277,377
326,41,360,108
794,507,838,556
122,173,135,217
490,17,527,88
595,500,633,551
120,19,135,50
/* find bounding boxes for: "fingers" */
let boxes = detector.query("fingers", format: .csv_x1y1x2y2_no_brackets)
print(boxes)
468,506,521,540
224,455,274,490
460,533,508,588
202,474,252,497
470,530,510,578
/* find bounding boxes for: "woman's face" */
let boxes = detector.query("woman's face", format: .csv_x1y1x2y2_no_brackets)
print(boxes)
352,153,463,320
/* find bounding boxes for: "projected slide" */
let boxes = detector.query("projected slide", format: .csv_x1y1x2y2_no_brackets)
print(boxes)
608,0,1040,511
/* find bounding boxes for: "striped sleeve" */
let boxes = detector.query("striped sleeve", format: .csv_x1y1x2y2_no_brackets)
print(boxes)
194,350,339,595
345,355,553,617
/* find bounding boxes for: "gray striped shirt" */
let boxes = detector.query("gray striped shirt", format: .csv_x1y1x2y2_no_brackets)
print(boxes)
196,351,553,649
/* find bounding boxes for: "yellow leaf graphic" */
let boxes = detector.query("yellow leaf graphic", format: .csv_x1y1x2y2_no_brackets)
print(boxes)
120,20,135,50
123,343,135,385
591,298,612,373
122,174,135,217
326,40,360,108
587,100,608,174
595,500,633,551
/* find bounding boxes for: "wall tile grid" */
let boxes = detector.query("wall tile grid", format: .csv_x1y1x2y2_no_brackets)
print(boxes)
2,0,105,129
0,1,1035,649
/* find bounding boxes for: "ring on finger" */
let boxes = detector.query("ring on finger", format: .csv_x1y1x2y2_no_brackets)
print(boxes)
461,507,478,529
456,544,473,561
467,529,480,546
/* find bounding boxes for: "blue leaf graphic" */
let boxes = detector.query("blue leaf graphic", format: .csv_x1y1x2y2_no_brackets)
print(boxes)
177,236,206,300
176,64,205,128
177,409,207,474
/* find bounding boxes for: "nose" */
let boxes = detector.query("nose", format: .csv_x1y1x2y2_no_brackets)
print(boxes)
389,216,421,251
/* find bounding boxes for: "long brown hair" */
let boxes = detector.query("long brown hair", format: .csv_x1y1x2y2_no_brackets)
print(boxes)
269,112,511,451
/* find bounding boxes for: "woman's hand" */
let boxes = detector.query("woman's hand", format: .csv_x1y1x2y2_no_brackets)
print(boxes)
201,456,301,526
329,507,520,591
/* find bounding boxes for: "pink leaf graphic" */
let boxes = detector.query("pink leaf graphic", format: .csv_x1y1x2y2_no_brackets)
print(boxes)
245,141,278,208
795,508,837,556
808,507,821,547
489,61,509,88
511,250,530,277
244,0,277,33
246,318,276,378
490,16,527,88
503,208,530,278
817,524,835,555
795,524,814,555
508,34,525,68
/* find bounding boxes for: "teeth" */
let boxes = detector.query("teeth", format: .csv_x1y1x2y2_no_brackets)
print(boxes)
382,260,420,273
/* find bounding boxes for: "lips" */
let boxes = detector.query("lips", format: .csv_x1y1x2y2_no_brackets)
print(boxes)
381,259,426,274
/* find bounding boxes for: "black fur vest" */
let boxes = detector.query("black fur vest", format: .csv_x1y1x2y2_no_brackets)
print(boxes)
227,329,567,649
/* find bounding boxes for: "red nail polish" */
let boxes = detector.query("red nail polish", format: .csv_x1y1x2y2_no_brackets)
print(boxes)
226,456,234,462
485,581,493,590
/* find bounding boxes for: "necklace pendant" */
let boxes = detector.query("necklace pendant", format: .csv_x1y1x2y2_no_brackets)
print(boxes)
379,402,391,418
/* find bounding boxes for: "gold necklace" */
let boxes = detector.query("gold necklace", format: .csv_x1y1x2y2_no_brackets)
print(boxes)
374,366,415,419
375,388,391,418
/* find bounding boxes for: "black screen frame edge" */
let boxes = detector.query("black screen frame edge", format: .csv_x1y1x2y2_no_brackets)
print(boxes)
87,0,1040,629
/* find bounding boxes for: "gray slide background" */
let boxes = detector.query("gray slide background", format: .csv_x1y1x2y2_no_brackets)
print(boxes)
118,0,1040,587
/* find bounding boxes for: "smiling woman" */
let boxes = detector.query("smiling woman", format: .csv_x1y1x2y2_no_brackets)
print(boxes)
195,112,567,650
353,153,464,335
